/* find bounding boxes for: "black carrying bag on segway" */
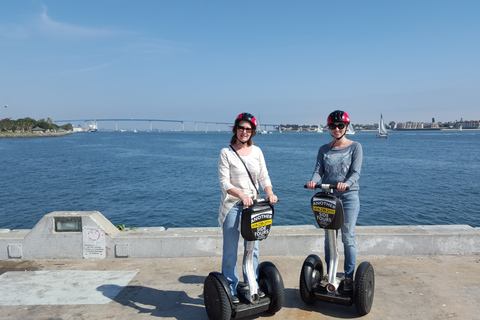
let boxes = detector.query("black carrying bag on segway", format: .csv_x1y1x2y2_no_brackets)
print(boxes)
311,192,344,229
241,199,274,241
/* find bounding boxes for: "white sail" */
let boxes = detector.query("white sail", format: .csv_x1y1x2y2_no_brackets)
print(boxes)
377,114,388,138
346,124,355,135
257,117,268,134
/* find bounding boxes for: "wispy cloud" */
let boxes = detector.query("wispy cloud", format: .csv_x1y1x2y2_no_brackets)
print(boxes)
0,5,197,75
35,6,117,38
0,6,121,40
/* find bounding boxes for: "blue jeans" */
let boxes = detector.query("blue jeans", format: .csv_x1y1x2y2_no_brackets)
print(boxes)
222,205,259,296
324,192,359,279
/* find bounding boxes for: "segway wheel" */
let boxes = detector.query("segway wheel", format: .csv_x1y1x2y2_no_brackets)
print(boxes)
204,274,232,320
258,261,285,314
353,261,375,316
299,254,323,304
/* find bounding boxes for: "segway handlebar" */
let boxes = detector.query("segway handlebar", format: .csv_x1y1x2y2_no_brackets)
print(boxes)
304,184,350,191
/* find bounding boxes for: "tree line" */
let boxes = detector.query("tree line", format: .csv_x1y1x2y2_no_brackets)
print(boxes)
0,117,73,133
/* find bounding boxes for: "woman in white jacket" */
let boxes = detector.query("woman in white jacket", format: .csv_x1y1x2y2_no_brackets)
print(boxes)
218,112,278,304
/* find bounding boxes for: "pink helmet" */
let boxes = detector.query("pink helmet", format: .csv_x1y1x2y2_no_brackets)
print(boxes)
235,112,258,130
327,110,350,125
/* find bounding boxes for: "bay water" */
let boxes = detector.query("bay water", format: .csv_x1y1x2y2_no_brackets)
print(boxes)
1,130,479,230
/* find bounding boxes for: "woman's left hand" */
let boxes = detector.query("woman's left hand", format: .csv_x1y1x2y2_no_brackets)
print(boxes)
267,194,278,204
336,182,349,191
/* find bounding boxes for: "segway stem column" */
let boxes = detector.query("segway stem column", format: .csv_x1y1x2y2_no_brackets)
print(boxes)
244,240,260,303
326,229,340,292
323,185,340,291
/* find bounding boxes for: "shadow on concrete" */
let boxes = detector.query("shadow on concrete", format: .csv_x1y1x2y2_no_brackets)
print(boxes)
178,274,205,284
282,287,362,319
98,284,208,319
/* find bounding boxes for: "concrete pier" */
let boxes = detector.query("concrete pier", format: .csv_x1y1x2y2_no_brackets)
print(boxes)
1,255,479,319
1,211,479,319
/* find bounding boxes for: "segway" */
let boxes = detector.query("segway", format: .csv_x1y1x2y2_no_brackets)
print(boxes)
299,184,374,316
204,199,285,320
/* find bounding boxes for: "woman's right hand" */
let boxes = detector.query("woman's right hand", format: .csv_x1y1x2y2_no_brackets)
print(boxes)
306,181,317,190
241,195,254,207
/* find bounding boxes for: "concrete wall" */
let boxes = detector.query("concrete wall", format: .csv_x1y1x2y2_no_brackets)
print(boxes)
1,211,479,260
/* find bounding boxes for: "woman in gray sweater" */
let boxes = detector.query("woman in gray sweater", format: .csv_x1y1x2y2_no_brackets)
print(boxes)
306,110,363,292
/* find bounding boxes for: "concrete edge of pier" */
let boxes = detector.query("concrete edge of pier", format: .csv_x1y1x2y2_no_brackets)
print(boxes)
1,211,478,260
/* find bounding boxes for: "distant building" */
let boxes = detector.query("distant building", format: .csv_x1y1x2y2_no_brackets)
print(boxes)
32,126,45,134
394,122,440,130
455,120,480,129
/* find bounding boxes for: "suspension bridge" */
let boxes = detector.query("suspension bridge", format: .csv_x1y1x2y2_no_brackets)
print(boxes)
54,118,280,132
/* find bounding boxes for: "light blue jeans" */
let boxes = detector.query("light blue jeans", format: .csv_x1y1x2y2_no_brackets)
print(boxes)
324,192,360,279
222,204,259,296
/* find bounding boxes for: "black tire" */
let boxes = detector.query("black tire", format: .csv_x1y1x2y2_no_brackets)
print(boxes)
258,261,285,314
299,254,323,305
204,274,232,320
354,261,375,316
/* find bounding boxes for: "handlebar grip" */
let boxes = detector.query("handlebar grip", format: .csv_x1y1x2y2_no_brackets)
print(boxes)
304,184,350,191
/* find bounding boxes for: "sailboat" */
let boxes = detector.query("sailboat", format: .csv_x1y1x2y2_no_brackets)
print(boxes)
257,117,268,134
377,114,388,138
346,124,355,135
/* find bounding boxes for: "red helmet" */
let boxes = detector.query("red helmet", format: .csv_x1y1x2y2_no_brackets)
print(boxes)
235,112,258,130
327,110,350,125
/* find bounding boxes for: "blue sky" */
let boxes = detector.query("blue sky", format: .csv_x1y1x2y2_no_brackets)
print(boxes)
1,0,479,127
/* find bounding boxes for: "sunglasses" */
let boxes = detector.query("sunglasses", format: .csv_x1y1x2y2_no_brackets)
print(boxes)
328,123,346,130
237,125,253,133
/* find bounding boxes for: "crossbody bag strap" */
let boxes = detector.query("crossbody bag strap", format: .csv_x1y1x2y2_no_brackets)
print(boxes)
229,145,260,197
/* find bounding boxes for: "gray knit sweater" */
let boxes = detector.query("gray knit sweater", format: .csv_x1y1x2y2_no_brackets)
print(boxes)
310,141,363,193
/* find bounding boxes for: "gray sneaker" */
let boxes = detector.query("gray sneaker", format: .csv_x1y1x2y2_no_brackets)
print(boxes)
232,295,240,304
344,278,353,291
243,284,265,298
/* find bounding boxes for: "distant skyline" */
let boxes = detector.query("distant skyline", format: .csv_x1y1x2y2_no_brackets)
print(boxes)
1,0,479,126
